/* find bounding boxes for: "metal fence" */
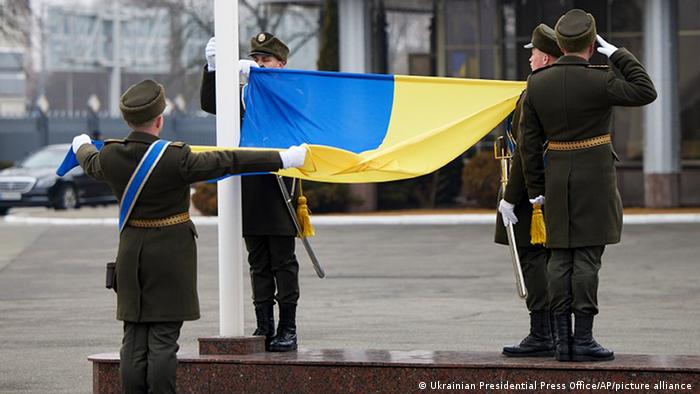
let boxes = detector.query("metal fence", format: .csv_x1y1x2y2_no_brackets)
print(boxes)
0,113,216,162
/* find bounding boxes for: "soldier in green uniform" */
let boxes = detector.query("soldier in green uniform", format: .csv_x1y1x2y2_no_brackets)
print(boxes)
200,33,301,352
71,79,307,392
519,9,657,362
497,24,562,358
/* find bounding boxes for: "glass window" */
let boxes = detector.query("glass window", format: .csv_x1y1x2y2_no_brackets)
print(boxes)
679,35,700,160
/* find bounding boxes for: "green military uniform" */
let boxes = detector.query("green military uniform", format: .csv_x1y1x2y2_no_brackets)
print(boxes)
78,79,284,391
519,9,656,361
200,32,300,352
497,24,562,358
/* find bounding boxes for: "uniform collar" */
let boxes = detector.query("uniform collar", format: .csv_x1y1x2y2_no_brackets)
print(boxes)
125,131,159,144
555,55,590,66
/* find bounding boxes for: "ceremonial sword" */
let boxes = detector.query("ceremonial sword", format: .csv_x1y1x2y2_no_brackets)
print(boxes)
494,136,527,299
276,175,325,278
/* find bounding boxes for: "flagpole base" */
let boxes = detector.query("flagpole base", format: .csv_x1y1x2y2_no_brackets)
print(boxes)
198,335,265,355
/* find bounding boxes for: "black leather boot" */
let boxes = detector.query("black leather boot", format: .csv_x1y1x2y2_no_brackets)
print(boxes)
572,314,614,362
553,313,572,361
502,311,555,357
269,303,297,352
252,303,275,351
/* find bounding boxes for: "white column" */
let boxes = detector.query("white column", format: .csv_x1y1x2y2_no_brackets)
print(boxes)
339,0,376,210
214,0,244,336
109,0,122,117
643,0,680,207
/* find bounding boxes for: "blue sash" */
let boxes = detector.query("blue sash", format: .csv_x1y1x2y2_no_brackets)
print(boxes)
119,140,172,233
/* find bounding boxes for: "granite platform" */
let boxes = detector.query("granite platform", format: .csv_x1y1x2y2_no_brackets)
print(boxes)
89,348,700,393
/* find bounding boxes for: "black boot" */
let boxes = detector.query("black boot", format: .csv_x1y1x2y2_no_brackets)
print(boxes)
502,311,555,357
269,303,297,352
252,303,275,351
572,314,614,362
553,313,573,361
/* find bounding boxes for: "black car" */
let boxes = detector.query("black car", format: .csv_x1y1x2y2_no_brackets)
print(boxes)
0,144,116,216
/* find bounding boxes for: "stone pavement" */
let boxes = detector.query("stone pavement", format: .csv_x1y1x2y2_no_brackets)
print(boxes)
0,207,699,393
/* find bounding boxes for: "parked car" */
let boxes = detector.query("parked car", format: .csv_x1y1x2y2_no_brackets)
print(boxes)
0,144,116,216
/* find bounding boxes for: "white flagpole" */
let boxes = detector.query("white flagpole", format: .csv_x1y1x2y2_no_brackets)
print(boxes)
214,0,244,336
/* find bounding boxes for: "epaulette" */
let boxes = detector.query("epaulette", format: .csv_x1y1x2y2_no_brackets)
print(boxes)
103,138,125,144
169,141,186,148
587,64,610,70
530,63,555,75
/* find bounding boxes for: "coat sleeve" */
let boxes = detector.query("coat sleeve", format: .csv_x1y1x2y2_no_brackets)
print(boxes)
605,48,657,106
518,87,546,199
178,145,283,184
503,94,526,204
76,144,105,181
200,65,217,115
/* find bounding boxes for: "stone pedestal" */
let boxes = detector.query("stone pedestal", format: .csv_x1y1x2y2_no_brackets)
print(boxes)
89,350,700,393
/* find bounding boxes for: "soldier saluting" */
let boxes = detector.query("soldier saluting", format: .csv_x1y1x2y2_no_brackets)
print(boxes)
71,79,307,392
497,23,562,358
519,9,657,362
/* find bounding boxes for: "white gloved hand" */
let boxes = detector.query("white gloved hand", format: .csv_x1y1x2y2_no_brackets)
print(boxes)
279,145,307,169
529,195,545,206
238,59,259,84
596,34,618,58
205,37,216,72
71,134,91,154
498,199,518,227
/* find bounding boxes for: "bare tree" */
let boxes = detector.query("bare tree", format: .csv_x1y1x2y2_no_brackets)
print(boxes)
0,0,31,45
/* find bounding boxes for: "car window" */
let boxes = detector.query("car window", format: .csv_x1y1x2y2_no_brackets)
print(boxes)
20,148,67,169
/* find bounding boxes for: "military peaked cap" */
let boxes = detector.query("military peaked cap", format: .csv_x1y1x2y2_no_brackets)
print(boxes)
555,9,597,53
119,79,166,125
249,32,289,62
524,24,563,58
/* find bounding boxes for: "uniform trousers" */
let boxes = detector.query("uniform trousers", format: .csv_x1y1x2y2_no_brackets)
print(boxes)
548,246,605,316
517,246,549,312
120,321,183,394
245,235,300,306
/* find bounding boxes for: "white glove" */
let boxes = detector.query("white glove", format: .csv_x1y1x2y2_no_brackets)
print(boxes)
205,37,216,72
529,195,545,206
498,199,518,227
71,134,91,154
596,34,618,58
279,145,307,169
239,59,259,84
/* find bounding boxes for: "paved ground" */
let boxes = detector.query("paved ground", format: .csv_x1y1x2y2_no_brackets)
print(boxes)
1,207,699,393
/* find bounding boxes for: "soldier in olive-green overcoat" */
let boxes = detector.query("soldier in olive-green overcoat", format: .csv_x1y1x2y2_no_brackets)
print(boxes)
519,9,656,362
201,32,302,353
72,79,307,393
496,24,562,358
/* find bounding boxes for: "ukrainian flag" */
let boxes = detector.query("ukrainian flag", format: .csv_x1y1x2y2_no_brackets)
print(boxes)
222,68,524,183
59,68,524,182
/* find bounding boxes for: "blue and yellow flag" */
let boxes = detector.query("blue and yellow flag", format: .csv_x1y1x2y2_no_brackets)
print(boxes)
194,68,525,183
59,68,524,182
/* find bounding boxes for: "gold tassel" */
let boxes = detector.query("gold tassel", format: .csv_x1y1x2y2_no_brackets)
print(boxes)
296,180,315,237
530,204,546,245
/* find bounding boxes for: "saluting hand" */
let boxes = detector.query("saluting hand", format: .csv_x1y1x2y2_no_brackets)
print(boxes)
205,37,216,72
498,199,518,226
596,34,618,58
279,145,308,169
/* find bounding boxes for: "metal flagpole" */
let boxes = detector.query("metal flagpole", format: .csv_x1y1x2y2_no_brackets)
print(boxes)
214,0,244,336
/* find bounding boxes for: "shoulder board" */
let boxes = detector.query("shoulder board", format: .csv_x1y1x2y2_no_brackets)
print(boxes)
587,64,610,70
103,138,125,144
169,141,186,148
530,63,555,75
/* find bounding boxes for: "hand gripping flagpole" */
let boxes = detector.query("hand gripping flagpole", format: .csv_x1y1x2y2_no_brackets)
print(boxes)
276,176,325,278
494,136,527,300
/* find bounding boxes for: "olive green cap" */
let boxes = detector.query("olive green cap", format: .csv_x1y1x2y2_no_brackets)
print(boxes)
555,9,597,53
249,32,289,62
119,79,166,125
524,23,563,58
